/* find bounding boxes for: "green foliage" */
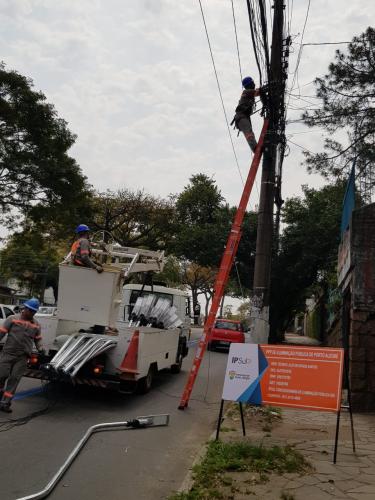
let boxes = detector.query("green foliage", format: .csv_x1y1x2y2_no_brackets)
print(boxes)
172,174,227,267
0,63,91,230
302,27,375,187
0,231,64,300
88,189,175,250
270,182,345,339
172,174,257,296
306,306,322,340
168,440,309,500
175,174,224,225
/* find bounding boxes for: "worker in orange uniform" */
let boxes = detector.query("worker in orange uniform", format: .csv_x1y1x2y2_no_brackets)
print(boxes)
232,76,261,152
71,224,103,273
0,298,44,413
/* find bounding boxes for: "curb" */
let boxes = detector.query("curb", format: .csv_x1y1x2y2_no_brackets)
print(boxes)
176,429,217,494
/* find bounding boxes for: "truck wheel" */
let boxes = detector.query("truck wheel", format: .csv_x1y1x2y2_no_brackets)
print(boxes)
171,354,183,374
137,364,155,394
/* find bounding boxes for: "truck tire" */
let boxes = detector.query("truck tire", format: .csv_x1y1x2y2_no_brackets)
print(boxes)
136,364,156,394
171,354,183,374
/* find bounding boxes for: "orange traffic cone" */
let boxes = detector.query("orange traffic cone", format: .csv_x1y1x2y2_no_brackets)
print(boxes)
119,330,139,374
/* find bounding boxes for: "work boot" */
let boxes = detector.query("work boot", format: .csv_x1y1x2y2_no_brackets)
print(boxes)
0,401,12,413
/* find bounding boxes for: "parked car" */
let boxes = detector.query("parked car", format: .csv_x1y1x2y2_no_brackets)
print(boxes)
0,305,16,346
208,318,245,350
0,304,16,327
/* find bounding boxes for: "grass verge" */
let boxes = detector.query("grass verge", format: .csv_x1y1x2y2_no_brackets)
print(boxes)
168,439,309,500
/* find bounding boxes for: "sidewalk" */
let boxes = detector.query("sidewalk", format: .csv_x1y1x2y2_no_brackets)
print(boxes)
175,404,375,499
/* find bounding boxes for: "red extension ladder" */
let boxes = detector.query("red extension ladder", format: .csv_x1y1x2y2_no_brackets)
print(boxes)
178,119,269,409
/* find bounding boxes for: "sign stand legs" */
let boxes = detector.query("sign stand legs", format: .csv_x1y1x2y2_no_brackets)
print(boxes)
333,358,356,464
216,400,247,440
239,402,246,436
216,399,225,440
333,409,341,464
344,356,356,453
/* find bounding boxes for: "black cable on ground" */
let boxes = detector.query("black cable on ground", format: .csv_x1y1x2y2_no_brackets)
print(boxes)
0,380,58,432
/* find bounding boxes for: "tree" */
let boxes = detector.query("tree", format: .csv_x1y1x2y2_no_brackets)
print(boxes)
88,189,175,249
179,262,217,320
0,231,64,301
302,27,375,190
172,174,227,266
270,182,346,340
0,63,91,229
172,174,257,294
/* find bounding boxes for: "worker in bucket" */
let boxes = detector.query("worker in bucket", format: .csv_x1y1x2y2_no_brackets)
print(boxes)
232,76,261,153
0,298,45,413
71,224,103,273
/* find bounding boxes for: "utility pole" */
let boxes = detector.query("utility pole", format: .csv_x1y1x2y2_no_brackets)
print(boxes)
251,0,285,343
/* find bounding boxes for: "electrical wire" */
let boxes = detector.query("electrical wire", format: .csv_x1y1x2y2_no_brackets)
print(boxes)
302,41,353,46
246,0,264,85
231,0,243,85
285,0,311,117
198,0,244,185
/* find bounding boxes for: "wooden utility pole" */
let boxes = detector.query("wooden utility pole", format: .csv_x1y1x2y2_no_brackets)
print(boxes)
251,0,285,343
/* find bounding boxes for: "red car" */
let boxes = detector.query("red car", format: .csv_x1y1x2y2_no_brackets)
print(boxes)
208,319,245,350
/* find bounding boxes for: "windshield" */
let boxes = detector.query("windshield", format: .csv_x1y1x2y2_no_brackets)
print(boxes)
214,320,240,331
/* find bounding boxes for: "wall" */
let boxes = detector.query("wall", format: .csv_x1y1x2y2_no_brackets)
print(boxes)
348,203,375,411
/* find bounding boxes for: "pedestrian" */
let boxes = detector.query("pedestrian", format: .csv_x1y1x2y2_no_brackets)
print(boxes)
232,76,261,153
0,298,45,413
71,224,103,273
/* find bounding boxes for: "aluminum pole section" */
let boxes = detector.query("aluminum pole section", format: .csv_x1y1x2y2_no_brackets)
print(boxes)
16,414,170,500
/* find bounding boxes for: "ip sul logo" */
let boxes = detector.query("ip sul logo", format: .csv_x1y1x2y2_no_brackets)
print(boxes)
232,356,252,365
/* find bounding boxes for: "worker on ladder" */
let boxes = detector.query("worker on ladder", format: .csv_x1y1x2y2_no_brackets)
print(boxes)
232,76,262,153
71,224,103,273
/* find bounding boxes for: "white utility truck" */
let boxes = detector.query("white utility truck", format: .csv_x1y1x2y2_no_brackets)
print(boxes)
25,245,190,393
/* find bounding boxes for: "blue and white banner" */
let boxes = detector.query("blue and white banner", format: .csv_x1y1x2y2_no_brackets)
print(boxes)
340,162,356,237
222,344,268,404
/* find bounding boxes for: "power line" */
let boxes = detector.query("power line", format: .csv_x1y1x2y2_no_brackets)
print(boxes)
246,0,264,85
231,0,243,85
285,0,311,117
229,0,261,200
198,0,244,184
287,138,313,152
302,41,352,46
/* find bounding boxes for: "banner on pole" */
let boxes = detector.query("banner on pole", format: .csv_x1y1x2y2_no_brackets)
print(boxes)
222,344,344,412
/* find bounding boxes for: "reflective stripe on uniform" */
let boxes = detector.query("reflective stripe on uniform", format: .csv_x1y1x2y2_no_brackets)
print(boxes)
12,319,39,330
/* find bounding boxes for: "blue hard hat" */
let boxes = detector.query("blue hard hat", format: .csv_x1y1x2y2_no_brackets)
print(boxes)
242,76,255,89
75,224,90,234
24,298,40,312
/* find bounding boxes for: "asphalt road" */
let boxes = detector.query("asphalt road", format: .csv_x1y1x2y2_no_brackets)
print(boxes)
0,330,228,500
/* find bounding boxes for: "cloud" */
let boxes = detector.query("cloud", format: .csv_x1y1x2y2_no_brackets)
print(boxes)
1,0,373,211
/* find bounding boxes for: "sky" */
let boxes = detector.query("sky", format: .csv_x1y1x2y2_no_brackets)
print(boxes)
1,0,373,308
2,0,373,209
